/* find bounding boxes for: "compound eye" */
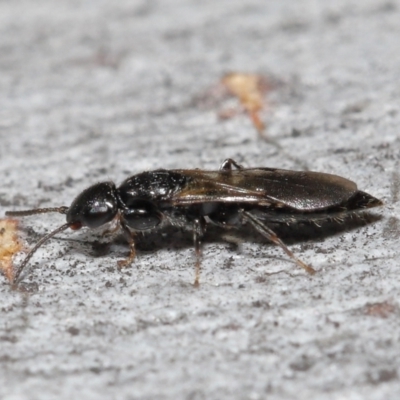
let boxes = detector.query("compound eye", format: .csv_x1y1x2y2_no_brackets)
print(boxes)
82,200,116,228
122,200,162,231
67,182,118,229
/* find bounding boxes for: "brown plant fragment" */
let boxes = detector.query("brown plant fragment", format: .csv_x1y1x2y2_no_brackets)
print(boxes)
221,72,270,134
364,301,396,318
0,219,23,282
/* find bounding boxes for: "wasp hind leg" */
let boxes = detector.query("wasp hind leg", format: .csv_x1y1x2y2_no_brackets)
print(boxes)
242,211,316,274
220,158,244,171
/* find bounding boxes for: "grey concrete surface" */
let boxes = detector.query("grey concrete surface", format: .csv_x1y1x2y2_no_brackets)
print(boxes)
0,0,399,399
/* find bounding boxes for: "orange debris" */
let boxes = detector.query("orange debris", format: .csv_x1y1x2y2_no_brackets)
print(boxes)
221,72,270,133
0,219,23,282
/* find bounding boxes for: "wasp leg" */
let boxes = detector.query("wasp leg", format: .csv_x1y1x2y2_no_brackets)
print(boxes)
101,220,120,237
242,211,316,274
220,158,244,171
193,217,206,287
117,221,137,268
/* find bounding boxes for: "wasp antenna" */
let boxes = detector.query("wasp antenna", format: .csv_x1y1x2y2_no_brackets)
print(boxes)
6,206,69,217
13,222,71,285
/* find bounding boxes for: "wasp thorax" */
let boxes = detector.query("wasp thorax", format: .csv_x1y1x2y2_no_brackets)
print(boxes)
121,199,162,231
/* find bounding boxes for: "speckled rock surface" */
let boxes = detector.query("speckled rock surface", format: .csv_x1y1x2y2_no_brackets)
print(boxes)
0,1,399,399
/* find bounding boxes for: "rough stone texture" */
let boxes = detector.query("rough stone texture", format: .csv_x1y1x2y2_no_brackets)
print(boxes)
0,1,399,399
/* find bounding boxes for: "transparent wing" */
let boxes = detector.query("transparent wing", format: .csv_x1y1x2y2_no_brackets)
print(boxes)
169,168,358,211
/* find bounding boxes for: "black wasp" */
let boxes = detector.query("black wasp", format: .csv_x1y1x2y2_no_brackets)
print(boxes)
6,159,382,286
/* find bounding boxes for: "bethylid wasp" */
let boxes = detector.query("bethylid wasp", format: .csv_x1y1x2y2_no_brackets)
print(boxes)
6,159,382,286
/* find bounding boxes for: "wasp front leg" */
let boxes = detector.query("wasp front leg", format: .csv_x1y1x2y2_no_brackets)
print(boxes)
193,217,206,287
220,158,244,171
117,221,137,268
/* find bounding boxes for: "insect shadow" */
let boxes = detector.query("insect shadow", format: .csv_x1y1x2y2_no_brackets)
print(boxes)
54,211,381,267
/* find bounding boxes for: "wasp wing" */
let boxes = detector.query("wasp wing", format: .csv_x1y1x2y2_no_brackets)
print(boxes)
169,168,359,211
